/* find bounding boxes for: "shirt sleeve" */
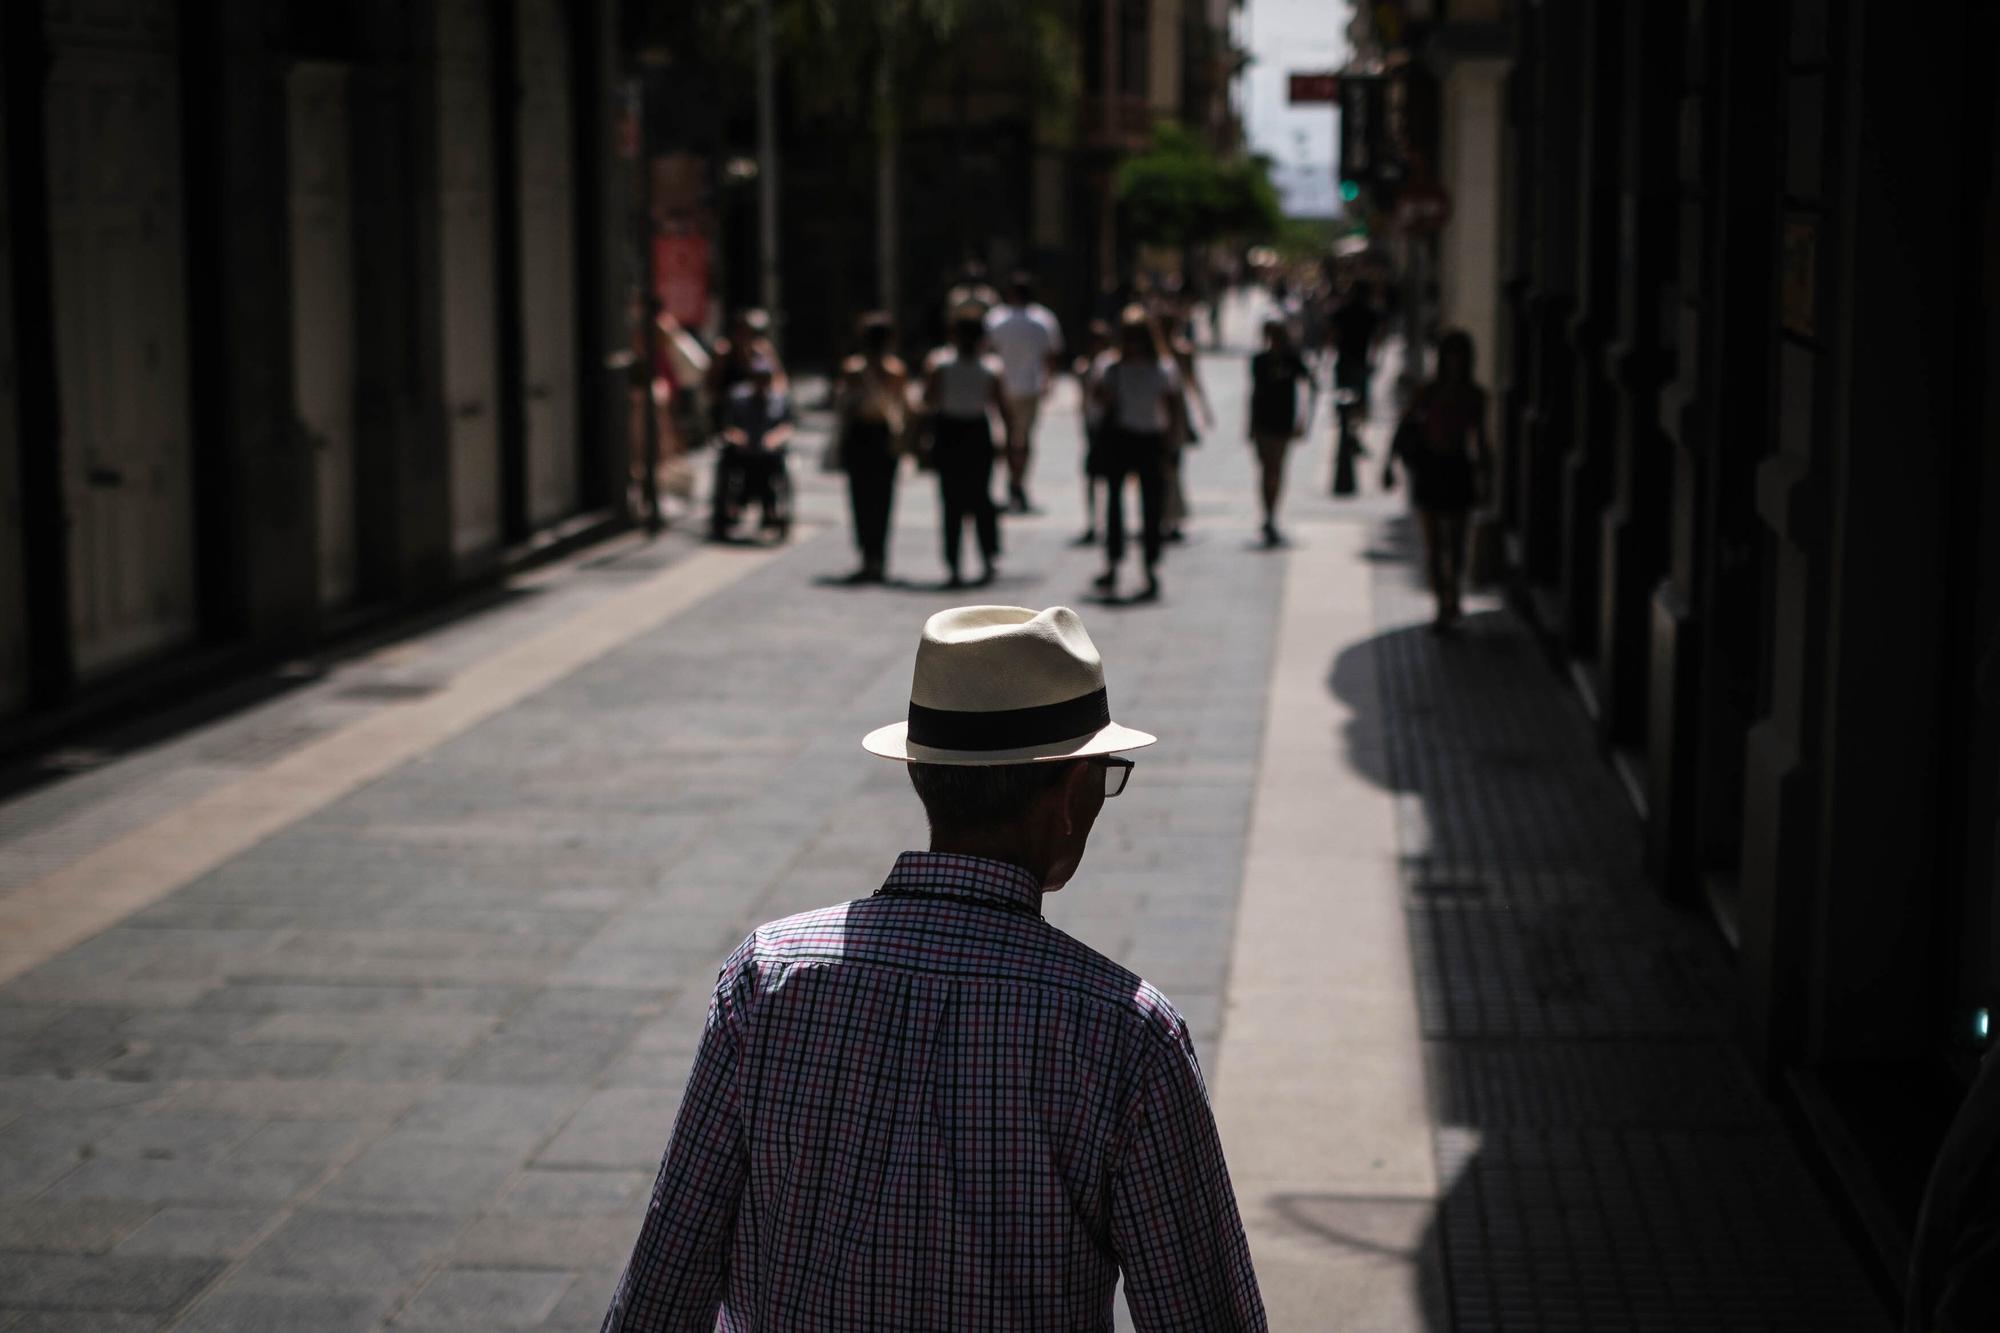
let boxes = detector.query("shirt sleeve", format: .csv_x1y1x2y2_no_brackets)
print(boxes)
601,954,753,1332
1109,1021,1267,1332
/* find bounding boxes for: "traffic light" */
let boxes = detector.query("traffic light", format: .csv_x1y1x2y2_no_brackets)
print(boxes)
1338,74,1385,188
1339,180,1361,203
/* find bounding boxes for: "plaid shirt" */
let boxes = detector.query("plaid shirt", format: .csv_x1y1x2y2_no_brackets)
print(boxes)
602,852,1266,1332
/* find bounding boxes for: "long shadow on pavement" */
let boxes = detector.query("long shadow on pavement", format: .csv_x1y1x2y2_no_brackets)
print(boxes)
1324,518,1894,1330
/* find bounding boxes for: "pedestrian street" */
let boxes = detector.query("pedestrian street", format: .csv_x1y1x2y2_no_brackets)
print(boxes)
0,299,1883,1330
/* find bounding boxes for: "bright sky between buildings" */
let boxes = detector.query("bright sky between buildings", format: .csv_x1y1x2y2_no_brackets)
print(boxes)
1243,0,1353,218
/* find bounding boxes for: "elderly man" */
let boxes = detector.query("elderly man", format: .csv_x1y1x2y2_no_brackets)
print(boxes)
603,605,1266,1331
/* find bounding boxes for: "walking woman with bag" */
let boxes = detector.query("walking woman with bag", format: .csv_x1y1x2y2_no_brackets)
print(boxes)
1246,317,1314,545
1155,300,1213,542
1093,306,1186,602
922,309,1009,588
836,313,909,584
1383,329,1491,632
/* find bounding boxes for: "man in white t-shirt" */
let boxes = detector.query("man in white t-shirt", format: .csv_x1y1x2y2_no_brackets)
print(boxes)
985,274,1065,514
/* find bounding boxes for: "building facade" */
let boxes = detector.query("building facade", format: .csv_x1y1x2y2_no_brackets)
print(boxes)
1435,0,1997,1285
0,0,631,733
641,0,1244,369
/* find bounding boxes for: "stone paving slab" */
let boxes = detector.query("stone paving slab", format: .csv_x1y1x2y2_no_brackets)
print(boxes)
0,291,1887,1330
1369,511,1892,1328
0,302,1293,1328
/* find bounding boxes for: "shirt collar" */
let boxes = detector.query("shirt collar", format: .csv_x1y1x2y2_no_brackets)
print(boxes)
877,851,1045,916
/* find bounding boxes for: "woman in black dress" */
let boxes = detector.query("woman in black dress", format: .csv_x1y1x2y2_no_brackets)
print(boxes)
836,313,908,583
922,311,1009,588
1384,329,1490,631
1247,318,1313,545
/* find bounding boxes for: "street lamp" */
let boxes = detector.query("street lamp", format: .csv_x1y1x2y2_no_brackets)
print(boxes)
754,0,780,328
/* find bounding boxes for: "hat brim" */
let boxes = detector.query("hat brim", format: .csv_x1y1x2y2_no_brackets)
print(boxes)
861,719,1157,766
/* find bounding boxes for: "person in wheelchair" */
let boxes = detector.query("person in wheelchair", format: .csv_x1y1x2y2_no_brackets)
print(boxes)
711,358,795,541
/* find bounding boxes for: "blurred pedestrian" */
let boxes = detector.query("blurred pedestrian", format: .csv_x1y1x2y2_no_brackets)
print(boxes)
706,308,787,437
601,603,1267,1331
836,312,909,584
1383,329,1491,631
712,357,795,540
1299,284,1331,372
1093,306,1184,602
1156,301,1212,543
1331,281,1380,413
985,272,1065,514
1247,318,1313,546
943,259,1000,330
1074,319,1114,546
923,308,1008,588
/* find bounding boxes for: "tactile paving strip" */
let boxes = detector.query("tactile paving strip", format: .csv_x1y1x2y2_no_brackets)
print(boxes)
1368,520,1891,1330
1427,1042,1772,1129
1435,1127,1888,1332
1408,896,1736,1041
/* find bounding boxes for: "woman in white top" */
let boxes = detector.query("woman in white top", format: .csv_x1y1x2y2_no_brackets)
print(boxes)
922,309,1010,587
1090,306,1185,601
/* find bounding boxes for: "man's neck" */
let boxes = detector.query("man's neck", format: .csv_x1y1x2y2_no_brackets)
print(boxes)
927,833,1044,887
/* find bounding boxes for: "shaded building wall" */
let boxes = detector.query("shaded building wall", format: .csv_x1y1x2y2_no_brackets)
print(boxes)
0,43,25,716
0,0,625,730
1496,0,2000,1278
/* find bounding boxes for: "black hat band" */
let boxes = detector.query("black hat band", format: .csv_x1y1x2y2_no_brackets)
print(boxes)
907,687,1110,752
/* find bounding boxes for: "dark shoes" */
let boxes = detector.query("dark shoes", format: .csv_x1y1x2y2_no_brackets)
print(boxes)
1096,568,1159,601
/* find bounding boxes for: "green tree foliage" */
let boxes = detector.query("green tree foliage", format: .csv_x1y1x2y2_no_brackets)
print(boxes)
1116,123,1284,248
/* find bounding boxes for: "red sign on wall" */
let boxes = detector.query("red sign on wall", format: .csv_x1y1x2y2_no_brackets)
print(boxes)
1288,72,1340,104
651,232,710,330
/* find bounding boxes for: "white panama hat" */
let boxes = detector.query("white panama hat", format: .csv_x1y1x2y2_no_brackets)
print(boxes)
862,605,1157,765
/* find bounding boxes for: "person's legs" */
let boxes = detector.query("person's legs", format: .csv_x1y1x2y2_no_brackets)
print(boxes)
755,451,785,529
846,463,870,561
874,458,897,574
1079,427,1100,541
1135,439,1168,590
1163,443,1186,538
1100,443,1131,578
710,447,742,536
848,456,892,575
972,439,1001,574
1441,511,1469,618
937,449,966,581
1254,433,1287,533
1005,393,1040,510
1416,508,1449,623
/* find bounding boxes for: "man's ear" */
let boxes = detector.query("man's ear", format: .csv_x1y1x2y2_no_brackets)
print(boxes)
1057,759,1093,833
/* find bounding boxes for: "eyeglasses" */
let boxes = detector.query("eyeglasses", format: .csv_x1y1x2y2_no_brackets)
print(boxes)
1098,756,1134,798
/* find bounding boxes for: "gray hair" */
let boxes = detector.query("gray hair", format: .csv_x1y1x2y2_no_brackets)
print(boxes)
907,761,1070,831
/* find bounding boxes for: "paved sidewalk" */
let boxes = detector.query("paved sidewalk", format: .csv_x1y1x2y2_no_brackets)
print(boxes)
1365,522,1889,1328
0,291,1886,1331
0,298,1294,1330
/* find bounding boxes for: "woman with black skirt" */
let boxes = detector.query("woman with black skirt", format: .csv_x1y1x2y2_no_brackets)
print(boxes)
922,310,1009,588
1092,306,1185,602
837,313,908,583
1384,329,1491,632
